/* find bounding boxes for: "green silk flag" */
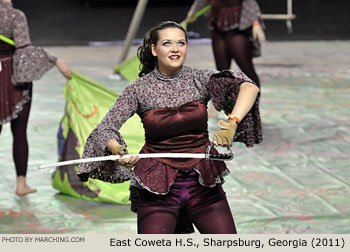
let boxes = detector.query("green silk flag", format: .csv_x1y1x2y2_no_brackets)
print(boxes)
114,55,141,82
52,70,144,204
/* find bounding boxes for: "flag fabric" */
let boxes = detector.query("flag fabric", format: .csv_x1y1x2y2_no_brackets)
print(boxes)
114,55,141,82
52,70,144,204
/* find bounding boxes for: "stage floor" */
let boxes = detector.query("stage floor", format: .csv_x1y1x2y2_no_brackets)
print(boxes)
0,41,349,234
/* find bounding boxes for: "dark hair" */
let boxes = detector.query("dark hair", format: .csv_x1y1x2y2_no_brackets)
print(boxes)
137,21,188,77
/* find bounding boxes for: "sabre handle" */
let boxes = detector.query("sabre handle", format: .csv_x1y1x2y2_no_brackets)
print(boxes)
206,143,234,161
209,153,234,161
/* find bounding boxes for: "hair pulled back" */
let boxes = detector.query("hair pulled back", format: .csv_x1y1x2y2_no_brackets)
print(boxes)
137,21,187,77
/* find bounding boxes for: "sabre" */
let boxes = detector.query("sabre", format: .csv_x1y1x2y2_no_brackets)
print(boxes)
38,150,233,170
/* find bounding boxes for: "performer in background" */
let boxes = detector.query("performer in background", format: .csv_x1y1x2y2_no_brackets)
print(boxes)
77,21,262,234
186,0,265,117
0,0,71,196
186,0,265,85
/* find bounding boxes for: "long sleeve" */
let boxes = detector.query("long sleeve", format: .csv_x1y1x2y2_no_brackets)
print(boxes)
11,10,31,48
239,0,264,30
10,7,57,84
77,84,139,183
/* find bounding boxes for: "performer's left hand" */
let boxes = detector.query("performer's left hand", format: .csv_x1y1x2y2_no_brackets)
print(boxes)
213,120,237,149
252,24,266,44
56,58,72,79
117,155,139,168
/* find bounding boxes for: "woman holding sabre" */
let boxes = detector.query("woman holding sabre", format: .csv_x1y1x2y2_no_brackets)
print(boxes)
77,21,262,234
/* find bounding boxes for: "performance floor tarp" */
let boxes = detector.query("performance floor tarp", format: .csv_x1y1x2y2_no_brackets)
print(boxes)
0,41,349,234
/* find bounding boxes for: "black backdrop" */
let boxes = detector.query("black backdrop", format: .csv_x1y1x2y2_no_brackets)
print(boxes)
11,0,350,46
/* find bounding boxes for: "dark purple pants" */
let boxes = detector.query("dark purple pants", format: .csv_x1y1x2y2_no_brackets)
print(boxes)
136,170,237,234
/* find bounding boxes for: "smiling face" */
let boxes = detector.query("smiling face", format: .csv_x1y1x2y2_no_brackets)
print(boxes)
151,27,187,76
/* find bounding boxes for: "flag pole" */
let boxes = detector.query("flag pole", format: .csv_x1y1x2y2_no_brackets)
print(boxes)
117,0,149,65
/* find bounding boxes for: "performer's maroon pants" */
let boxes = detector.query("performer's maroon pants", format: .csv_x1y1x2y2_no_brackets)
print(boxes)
211,28,260,86
0,43,32,177
136,170,237,234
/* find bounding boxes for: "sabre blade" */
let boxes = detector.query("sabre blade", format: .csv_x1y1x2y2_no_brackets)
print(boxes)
38,152,233,169
38,153,205,169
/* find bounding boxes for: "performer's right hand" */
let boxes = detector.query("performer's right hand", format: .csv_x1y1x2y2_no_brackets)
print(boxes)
111,142,127,156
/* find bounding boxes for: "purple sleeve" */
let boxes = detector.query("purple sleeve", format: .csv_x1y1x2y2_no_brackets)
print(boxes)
208,70,263,147
76,84,139,183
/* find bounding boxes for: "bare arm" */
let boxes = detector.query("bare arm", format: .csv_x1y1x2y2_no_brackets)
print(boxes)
230,82,259,121
213,82,259,147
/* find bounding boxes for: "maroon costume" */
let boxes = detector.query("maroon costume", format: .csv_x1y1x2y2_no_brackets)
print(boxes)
189,0,264,85
77,65,262,233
